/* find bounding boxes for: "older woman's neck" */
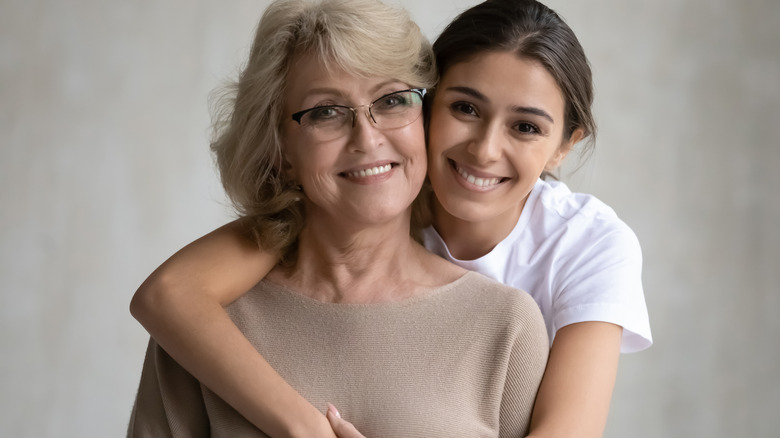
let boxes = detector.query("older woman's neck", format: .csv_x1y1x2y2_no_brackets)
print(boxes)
269,222,459,304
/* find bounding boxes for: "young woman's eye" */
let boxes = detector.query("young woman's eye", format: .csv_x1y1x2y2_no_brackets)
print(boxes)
514,122,540,134
451,102,478,116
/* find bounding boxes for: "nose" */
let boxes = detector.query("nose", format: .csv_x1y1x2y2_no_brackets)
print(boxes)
466,122,503,164
348,107,381,152
350,105,377,127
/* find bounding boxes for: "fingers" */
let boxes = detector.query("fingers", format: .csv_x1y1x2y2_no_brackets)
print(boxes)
326,403,366,438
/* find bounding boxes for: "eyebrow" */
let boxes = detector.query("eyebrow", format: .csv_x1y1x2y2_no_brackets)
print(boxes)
372,80,407,94
305,80,408,101
446,86,555,123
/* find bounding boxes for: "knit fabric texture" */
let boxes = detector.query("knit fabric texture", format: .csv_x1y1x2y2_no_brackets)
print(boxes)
128,271,549,437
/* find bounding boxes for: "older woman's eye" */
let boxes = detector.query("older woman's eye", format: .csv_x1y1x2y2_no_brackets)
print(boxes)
308,106,348,122
373,90,422,114
451,102,477,116
375,94,405,109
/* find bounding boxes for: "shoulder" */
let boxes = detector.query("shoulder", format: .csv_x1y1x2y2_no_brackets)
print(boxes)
446,274,549,366
223,280,286,328
532,179,617,222
456,272,532,302
528,179,640,253
454,272,546,330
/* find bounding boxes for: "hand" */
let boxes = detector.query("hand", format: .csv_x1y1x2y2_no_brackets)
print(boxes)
326,403,366,438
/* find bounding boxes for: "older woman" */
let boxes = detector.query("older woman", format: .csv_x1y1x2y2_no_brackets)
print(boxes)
127,0,548,437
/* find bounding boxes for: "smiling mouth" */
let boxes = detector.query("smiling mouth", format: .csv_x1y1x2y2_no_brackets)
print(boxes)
449,159,508,188
340,163,395,179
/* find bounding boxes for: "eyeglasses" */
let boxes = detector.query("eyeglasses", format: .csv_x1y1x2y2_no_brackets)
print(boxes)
290,88,425,142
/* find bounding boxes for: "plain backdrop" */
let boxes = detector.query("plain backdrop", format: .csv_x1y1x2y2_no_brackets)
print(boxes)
1,0,779,436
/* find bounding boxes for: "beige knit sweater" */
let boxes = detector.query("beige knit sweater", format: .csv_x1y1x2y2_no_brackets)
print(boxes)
128,271,549,437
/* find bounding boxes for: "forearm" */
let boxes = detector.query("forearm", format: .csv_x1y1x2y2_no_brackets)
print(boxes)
526,322,622,438
132,284,335,438
129,221,335,437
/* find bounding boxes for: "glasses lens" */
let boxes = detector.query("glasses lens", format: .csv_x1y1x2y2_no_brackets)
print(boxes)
300,106,351,128
294,90,424,142
300,106,352,141
371,90,423,129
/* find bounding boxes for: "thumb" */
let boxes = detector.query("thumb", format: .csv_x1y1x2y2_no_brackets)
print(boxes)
326,403,366,438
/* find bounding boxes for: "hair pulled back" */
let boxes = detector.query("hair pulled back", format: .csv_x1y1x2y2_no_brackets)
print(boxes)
433,0,596,176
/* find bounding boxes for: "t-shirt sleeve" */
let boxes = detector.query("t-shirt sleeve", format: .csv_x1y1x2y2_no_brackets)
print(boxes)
127,338,210,438
551,221,652,353
499,294,550,438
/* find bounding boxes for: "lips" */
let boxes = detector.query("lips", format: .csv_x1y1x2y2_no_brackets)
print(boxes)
343,163,392,179
339,161,398,181
449,159,508,188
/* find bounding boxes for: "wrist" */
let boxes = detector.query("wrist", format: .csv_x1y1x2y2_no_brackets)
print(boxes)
284,414,336,438
280,405,336,438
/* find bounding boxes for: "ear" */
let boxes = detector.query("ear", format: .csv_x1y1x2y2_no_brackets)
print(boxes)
282,159,298,182
545,127,584,171
279,142,299,182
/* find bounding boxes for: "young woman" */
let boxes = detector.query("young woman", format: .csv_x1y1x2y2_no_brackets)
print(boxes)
130,0,651,436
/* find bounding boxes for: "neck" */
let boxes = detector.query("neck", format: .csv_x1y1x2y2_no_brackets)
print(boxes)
432,197,527,261
270,211,454,303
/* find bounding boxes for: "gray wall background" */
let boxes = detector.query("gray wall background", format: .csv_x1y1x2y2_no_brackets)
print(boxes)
2,0,778,436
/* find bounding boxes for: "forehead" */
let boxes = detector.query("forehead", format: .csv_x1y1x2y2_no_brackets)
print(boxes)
286,54,358,93
438,51,566,117
284,53,404,111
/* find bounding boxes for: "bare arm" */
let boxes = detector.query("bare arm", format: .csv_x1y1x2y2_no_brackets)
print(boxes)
526,321,623,438
130,220,336,438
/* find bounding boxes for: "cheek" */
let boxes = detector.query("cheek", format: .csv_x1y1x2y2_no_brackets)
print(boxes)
427,105,477,157
426,107,452,156
285,141,331,186
507,145,553,177
401,119,427,161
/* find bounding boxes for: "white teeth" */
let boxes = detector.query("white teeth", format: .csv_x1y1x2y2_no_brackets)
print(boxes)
456,165,500,187
347,164,392,179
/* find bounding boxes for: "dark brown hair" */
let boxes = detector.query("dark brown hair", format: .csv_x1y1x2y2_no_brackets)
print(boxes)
433,0,596,177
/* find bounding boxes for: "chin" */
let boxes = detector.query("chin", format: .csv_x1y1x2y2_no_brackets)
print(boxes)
436,197,491,223
353,201,414,224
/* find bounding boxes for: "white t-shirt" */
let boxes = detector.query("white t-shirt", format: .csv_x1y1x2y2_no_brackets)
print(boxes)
424,178,652,353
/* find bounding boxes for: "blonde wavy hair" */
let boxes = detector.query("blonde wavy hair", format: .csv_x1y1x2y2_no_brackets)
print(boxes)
210,0,437,261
